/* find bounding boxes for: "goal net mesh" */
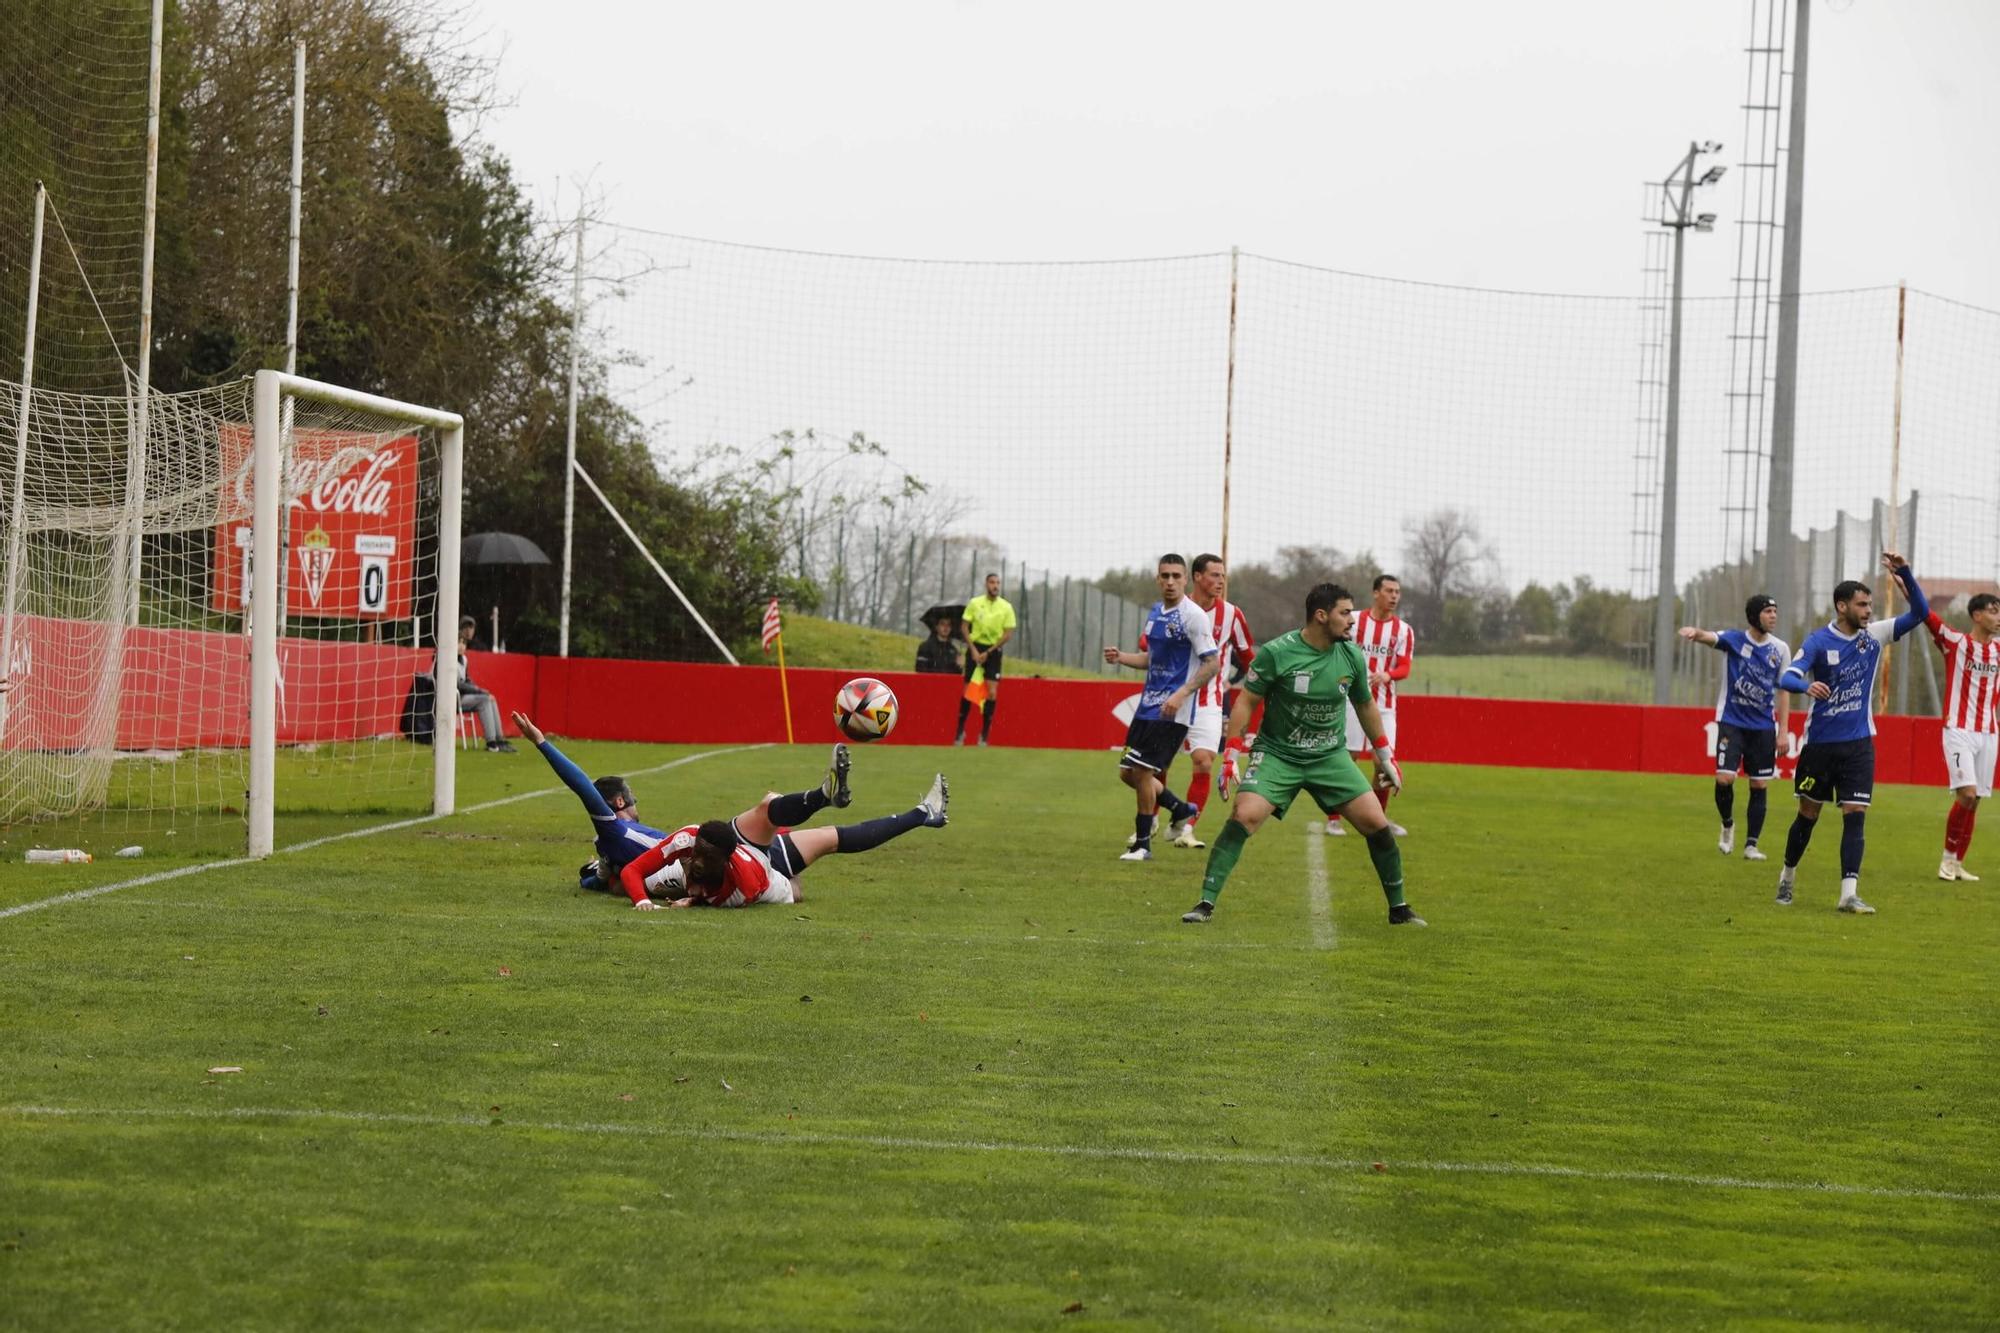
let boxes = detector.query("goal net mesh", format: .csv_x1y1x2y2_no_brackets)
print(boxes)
1,376,447,839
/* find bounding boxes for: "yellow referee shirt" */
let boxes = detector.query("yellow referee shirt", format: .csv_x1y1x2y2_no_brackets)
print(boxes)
963,595,1016,646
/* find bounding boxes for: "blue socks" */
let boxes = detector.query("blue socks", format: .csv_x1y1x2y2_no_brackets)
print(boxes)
1746,786,1768,843
834,807,926,853
1840,809,1866,879
1714,782,1734,825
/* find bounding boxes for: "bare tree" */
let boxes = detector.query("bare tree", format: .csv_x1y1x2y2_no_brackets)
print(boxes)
1401,509,1493,633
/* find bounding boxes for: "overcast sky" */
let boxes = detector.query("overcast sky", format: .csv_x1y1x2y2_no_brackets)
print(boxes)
456,2,2000,599
472,0,2000,307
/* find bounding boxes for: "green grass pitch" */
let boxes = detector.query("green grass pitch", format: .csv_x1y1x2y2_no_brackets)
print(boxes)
3,742,1996,1328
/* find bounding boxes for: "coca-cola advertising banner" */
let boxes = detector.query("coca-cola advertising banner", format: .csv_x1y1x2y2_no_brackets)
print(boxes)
211,423,418,619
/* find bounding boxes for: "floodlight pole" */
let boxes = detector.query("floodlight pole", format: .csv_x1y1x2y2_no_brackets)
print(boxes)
559,212,584,657
1765,0,1811,645
1651,142,1722,706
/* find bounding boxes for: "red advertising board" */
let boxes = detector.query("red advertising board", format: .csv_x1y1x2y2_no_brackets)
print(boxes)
211,423,418,619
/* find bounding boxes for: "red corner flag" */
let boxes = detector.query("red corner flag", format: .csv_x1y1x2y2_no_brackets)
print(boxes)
760,598,782,654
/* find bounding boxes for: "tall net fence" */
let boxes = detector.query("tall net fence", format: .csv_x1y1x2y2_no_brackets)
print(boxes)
2,375,451,837
0,0,153,397
587,228,2000,706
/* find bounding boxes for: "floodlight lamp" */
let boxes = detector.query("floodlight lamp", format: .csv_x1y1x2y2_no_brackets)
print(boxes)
1700,165,1728,186
1700,140,1724,154
1694,213,1717,233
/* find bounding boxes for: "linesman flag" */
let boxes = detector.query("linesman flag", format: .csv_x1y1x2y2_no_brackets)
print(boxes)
760,598,782,654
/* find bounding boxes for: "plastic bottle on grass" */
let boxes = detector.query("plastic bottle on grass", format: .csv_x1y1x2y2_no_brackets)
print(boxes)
25,849,92,864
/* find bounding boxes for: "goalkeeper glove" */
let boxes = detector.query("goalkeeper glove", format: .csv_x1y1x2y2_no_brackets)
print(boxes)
1371,739,1402,794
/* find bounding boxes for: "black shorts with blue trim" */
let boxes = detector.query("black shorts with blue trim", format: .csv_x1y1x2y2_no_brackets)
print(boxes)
1715,723,1778,780
729,818,808,878
1120,717,1188,774
1793,737,1874,807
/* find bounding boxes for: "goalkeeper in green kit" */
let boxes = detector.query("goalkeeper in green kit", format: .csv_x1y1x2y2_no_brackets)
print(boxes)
1181,582,1426,927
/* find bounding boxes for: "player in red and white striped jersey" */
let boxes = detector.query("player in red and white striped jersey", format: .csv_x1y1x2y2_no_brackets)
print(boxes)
615,758,950,909
1168,554,1255,848
1327,574,1415,838
1925,592,2000,881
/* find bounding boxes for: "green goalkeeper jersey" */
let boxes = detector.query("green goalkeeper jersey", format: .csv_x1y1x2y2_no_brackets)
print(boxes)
1242,629,1373,762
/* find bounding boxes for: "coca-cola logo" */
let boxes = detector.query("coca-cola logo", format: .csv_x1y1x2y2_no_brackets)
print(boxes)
289,446,399,516
226,439,401,517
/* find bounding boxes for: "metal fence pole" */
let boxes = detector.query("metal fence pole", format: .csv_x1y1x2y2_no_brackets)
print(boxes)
904,535,916,635
1059,577,1070,666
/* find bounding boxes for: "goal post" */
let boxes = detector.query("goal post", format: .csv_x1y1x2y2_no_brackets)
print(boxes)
246,369,464,857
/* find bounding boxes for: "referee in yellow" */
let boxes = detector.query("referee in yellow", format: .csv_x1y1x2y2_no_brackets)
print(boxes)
955,572,1017,746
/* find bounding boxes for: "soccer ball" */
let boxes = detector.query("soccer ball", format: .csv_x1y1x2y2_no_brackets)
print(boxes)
834,677,899,742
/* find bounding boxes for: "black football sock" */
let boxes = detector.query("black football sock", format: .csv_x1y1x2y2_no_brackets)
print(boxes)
1157,787,1194,824
834,808,927,853
1784,813,1816,868
1133,812,1155,849
1840,809,1866,879
1746,786,1768,843
980,700,995,736
766,788,828,827
1714,782,1734,826
954,699,971,735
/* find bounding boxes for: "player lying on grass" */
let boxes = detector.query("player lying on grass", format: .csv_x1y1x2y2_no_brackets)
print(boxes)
613,765,950,910
512,709,851,892
1181,581,1425,927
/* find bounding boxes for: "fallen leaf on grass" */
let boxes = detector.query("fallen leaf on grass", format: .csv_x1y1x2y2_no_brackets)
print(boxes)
497,966,513,977
207,1066,242,1075
799,995,812,1003
1221,1102,1237,1108
618,1093,636,1102
720,1079,734,1092
859,932,873,941
918,1011,928,1022
1062,1301,1085,1315
1371,1162,1386,1173
673,1076,690,1084
315,1005,329,1017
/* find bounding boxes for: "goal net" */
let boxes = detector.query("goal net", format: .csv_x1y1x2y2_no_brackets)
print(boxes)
1,370,463,856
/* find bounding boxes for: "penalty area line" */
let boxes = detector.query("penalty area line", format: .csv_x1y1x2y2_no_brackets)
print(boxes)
1304,826,1335,950
6,1103,1996,1206
0,744,769,922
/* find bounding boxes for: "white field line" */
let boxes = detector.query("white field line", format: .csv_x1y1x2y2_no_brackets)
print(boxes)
6,1103,1996,1206
0,745,768,922
1304,827,1336,950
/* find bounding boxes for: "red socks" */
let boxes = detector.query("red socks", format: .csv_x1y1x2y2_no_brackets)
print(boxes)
1946,803,1978,859
1185,770,1211,816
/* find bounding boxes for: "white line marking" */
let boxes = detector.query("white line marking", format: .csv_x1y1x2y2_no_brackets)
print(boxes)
0,744,768,921
6,1104,1994,1205
1304,826,1335,949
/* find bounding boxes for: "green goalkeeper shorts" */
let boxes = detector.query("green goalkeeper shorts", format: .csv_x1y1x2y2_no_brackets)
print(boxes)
1234,745,1373,819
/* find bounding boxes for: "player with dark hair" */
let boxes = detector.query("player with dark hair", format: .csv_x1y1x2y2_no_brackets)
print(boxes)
1678,593,1791,860
513,709,851,894
1924,590,2000,881
955,572,1016,746
1181,582,1425,927
1772,553,1929,913
1326,573,1413,838
1167,552,1254,849
1104,553,1220,861
616,769,950,909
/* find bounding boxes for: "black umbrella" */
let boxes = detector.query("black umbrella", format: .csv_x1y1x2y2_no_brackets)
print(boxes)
459,532,550,650
918,603,966,639
460,531,551,566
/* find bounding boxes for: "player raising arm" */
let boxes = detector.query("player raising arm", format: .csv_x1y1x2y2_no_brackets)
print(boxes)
1679,593,1791,860
616,767,950,910
1180,582,1426,927
1770,553,1927,914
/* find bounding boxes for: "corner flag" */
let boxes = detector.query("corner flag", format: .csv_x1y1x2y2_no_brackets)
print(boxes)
761,598,793,743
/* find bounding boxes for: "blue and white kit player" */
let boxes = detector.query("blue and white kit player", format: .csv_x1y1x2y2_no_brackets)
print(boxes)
1103,553,1221,861
511,708,851,892
1772,553,1929,913
1679,595,1791,860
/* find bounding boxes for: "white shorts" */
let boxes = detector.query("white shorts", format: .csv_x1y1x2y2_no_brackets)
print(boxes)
1183,703,1224,756
1942,727,1997,798
1345,703,1396,752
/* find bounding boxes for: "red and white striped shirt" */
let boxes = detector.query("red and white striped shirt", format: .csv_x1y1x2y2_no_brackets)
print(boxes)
1928,613,2000,733
1196,597,1254,708
1351,611,1415,711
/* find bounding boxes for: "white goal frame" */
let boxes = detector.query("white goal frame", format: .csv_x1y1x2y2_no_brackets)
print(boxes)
247,369,464,857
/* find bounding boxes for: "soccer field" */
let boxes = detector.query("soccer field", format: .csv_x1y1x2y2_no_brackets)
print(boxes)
3,743,1996,1328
